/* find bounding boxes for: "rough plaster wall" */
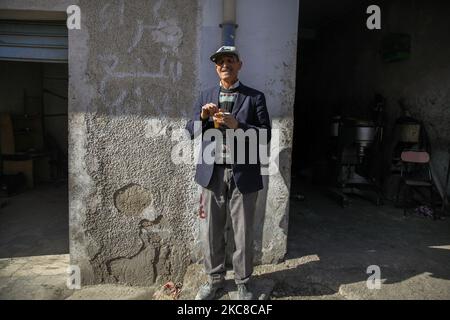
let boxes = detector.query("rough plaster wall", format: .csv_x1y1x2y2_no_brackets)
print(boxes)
311,0,450,196
66,0,201,285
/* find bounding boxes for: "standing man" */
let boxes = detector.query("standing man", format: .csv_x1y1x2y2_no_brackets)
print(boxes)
186,46,271,300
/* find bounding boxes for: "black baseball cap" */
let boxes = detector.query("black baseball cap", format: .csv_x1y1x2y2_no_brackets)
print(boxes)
210,46,240,63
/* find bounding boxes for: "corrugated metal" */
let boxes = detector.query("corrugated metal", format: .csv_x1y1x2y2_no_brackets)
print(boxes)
0,20,68,63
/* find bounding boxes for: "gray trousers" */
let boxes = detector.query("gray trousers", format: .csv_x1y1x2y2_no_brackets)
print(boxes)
199,165,258,285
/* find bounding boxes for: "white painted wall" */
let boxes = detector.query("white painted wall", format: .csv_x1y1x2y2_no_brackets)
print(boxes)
236,0,299,118
200,0,300,120
199,0,299,264
199,0,222,89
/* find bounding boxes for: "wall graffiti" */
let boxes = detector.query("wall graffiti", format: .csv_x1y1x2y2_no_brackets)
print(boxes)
97,0,183,115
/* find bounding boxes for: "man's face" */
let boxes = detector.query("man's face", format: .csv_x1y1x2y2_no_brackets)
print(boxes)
215,54,242,83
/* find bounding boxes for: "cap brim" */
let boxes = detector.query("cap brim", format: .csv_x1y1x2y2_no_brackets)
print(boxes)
210,52,239,63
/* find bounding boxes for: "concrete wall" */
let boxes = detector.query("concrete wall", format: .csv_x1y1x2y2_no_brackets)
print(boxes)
1,0,299,285
1,0,201,285
300,0,450,197
68,0,201,285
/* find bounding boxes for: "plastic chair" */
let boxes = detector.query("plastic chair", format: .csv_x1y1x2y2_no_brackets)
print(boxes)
396,150,435,218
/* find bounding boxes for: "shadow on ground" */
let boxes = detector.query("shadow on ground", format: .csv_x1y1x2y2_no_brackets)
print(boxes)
250,180,450,299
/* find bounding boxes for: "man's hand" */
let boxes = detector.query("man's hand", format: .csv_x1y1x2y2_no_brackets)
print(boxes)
216,112,239,129
200,103,219,120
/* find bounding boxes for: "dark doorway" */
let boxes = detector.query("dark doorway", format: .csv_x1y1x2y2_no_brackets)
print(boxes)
0,19,68,258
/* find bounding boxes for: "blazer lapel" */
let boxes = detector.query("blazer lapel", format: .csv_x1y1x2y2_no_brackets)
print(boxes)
212,86,220,106
232,85,246,117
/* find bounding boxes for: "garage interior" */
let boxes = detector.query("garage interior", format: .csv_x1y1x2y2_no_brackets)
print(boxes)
282,0,450,298
0,18,68,259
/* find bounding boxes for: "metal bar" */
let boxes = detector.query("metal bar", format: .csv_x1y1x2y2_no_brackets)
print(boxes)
0,57,67,63
0,31,67,37
0,43,67,49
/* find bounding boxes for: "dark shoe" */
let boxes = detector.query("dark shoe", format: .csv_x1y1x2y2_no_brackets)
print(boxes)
195,282,223,300
237,284,254,300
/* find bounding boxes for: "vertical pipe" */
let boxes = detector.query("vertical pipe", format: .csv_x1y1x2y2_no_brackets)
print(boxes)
221,0,237,46
223,0,236,23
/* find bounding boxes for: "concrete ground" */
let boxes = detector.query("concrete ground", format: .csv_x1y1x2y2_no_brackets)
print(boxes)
1,181,449,299
181,182,450,300
0,183,157,300
0,254,157,300
271,182,450,299
0,182,71,299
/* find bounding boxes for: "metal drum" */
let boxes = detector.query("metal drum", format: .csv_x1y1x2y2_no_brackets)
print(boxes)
341,119,377,144
354,122,377,147
330,116,342,137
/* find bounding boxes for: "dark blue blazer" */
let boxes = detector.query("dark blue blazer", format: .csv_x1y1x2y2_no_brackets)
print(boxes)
186,83,271,194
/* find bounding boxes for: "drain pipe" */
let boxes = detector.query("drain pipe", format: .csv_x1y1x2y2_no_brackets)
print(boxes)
220,0,238,46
